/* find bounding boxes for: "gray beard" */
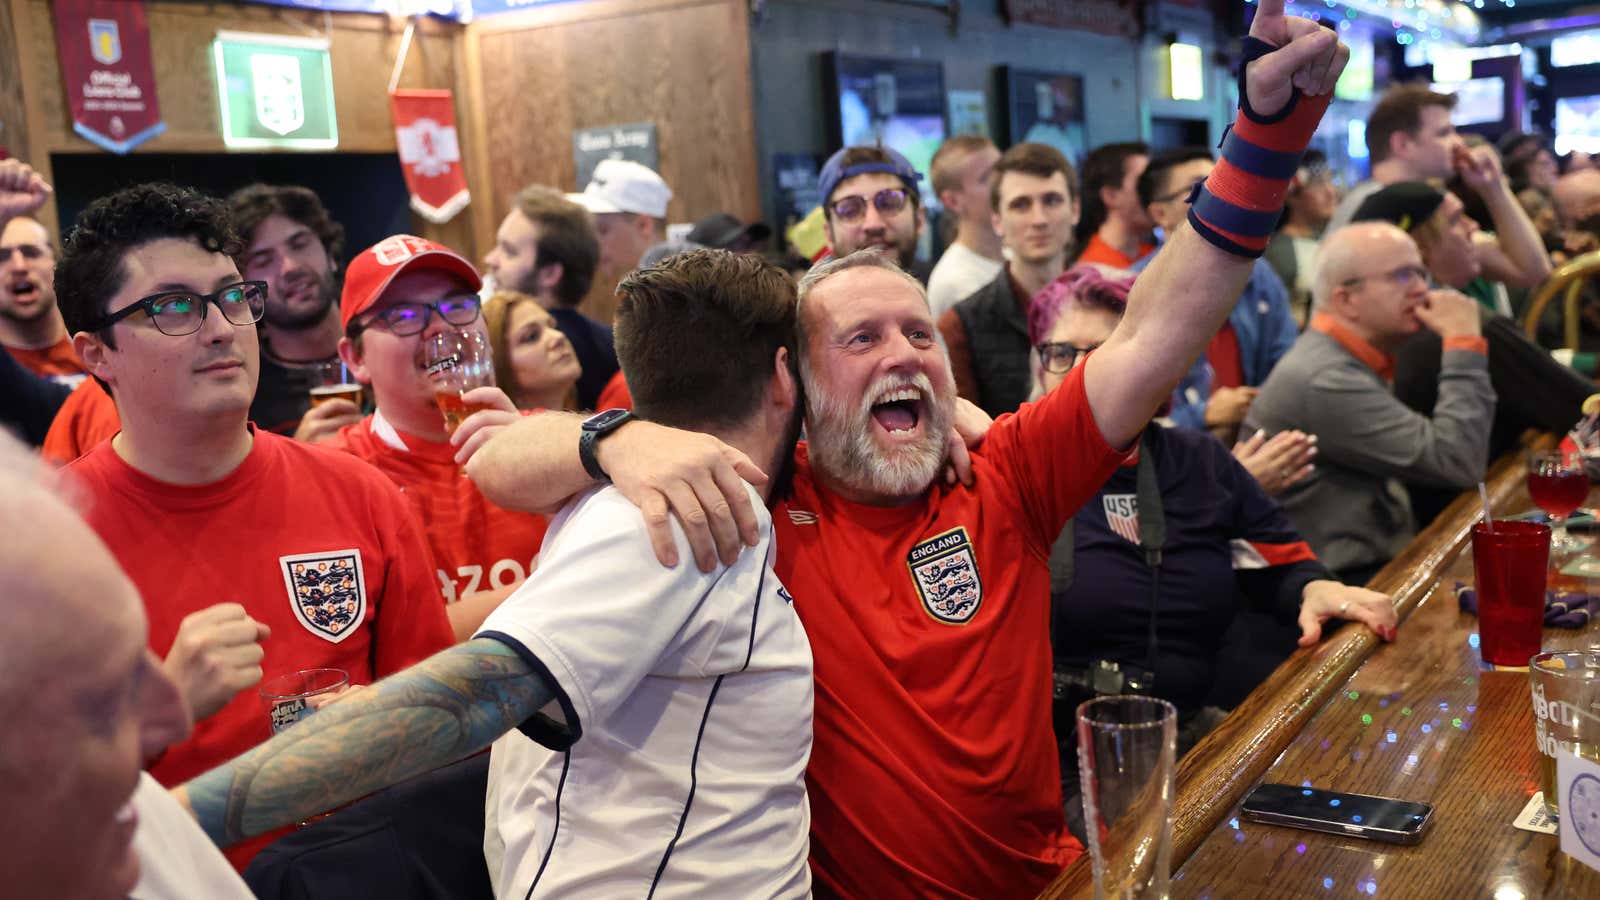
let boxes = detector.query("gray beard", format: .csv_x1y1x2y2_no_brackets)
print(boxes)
802,369,953,502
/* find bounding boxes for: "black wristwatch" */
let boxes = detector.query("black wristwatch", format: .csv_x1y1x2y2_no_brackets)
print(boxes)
579,408,634,482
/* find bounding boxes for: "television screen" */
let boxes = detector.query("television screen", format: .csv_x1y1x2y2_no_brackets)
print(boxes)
999,68,1087,168
1556,95,1600,156
1335,37,1374,102
1433,77,1504,127
826,53,947,202
1552,30,1600,68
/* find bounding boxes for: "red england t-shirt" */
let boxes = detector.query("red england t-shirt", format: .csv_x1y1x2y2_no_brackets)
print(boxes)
326,414,549,602
64,430,454,867
774,365,1127,899
595,369,633,411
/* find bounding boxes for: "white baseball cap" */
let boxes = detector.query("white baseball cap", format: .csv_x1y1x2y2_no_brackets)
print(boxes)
569,158,673,219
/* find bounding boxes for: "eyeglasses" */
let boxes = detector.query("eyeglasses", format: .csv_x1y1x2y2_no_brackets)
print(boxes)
828,188,911,223
0,243,49,262
1155,177,1206,205
1341,264,1429,290
88,280,267,336
1038,341,1099,374
353,295,482,337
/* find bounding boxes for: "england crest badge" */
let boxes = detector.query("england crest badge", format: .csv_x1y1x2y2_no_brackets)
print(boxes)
251,52,305,136
279,550,367,643
907,527,983,625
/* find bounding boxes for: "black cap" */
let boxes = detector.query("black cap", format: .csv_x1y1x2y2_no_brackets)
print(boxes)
686,213,773,250
1351,182,1446,233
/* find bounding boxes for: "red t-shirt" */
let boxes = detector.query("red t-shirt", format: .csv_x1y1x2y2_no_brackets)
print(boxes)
595,369,633,411
1074,232,1153,271
64,430,454,867
1207,322,1245,392
774,365,1127,899
40,378,120,465
326,414,549,602
5,335,87,381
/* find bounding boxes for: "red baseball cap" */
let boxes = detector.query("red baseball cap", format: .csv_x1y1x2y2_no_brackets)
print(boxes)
340,235,483,331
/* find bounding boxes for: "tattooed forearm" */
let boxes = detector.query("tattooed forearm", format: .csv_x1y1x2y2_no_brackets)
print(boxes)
183,637,553,846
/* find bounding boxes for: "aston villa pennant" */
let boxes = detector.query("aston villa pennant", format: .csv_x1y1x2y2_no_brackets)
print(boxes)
52,0,165,154
390,90,471,224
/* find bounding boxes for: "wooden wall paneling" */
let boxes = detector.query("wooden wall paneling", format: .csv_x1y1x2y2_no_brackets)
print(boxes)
10,0,57,236
468,0,759,324
0,0,29,163
453,20,500,263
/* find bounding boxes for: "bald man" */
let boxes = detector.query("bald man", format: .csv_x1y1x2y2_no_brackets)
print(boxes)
1554,169,1600,230
1244,222,1495,585
0,431,251,900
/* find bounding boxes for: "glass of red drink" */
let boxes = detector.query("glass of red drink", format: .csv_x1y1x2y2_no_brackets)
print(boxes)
1472,520,1550,667
419,330,496,435
1529,449,1589,553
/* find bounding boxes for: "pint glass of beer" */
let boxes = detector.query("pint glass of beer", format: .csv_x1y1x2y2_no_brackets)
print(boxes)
308,360,363,409
1529,650,1600,816
420,330,496,434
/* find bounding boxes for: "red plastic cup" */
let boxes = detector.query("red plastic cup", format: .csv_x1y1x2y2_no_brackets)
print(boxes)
1472,520,1551,667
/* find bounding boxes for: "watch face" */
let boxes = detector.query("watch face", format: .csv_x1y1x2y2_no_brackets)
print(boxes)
1570,772,1600,855
584,408,631,432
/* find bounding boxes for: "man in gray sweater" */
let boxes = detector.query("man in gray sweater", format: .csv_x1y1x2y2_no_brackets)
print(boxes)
1245,222,1495,585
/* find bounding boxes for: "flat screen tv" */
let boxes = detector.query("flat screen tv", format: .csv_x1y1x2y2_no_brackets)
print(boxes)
1556,95,1600,156
1432,76,1505,127
823,53,947,203
998,67,1087,168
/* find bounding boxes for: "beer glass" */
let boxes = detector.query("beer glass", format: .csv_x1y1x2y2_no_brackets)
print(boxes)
307,360,363,409
260,668,349,734
1078,695,1176,899
1530,650,1600,817
419,330,496,434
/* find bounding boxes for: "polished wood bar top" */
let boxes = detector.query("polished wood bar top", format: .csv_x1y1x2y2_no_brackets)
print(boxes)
1042,443,1600,898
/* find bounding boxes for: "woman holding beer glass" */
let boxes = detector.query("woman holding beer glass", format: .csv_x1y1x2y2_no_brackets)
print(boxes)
483,290,583,412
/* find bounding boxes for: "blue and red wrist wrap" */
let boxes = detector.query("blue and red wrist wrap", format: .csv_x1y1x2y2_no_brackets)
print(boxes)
1187,35,1335,258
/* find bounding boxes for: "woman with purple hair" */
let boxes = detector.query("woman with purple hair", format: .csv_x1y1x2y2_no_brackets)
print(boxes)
1031,265,1396,837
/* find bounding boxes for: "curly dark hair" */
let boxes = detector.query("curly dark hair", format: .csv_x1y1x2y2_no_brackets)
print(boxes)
55,183,242,349
226,183,345,264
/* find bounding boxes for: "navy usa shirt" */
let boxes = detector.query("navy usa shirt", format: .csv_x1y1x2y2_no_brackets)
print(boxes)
1052,424,1330,713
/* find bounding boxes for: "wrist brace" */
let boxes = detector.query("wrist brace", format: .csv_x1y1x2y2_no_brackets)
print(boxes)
1188,35,1336,258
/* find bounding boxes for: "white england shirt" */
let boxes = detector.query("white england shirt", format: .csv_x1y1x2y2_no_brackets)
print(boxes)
476,484,813,899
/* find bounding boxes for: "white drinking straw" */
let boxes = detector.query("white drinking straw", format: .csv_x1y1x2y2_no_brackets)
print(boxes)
1479,482,1494,532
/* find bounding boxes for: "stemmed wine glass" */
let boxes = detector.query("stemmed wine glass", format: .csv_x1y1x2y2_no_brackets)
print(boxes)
1528,449,1589,553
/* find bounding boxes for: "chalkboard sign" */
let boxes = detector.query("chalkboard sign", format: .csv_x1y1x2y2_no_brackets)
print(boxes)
572,122,658,189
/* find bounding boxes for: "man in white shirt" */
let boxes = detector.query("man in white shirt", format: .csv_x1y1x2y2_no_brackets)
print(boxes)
926,135,1003,318
179,249,813,899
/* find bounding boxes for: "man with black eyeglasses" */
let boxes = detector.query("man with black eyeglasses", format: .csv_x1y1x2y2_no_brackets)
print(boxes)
324,235,546,640
1245,221,1494,586
818,144,929,278
55,184,453,869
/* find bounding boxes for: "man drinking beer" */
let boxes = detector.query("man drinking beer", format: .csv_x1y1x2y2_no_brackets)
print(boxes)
325,235,548,639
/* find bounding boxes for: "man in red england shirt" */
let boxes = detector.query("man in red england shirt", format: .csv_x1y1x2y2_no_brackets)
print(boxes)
53,182,453,868
326,234,545,639
471,7,1348,896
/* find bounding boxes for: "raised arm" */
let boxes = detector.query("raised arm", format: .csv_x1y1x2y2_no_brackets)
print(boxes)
466,411,766,571
179,638,548,846
0,159,52,229
1456,145,1553,290
1085,3,1346,449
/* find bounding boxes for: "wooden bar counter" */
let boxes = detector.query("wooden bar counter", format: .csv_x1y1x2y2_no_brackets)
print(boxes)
1042,445,1600,898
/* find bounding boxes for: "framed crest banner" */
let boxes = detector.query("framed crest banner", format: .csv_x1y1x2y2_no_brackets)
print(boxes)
51,0,165,154
212,31,338,150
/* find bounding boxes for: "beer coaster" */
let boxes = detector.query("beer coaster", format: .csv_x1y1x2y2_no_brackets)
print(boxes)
1514,793,1558,834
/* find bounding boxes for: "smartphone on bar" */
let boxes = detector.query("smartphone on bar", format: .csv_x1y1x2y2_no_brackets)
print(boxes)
1240,783,1434,845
